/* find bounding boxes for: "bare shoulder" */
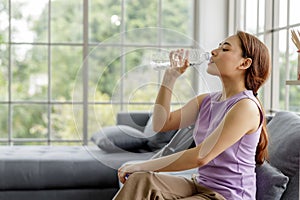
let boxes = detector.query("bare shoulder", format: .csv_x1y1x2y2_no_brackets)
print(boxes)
184,93,209,111
227,98,261,133
234,98,260,115
195,93,210,106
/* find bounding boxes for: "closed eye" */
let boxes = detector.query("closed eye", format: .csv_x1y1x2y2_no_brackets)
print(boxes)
218,41,232,51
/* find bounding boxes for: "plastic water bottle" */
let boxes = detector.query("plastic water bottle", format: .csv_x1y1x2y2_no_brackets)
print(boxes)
150,50,210,71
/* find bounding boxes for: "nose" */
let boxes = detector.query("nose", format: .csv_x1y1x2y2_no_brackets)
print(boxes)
211,49,217,56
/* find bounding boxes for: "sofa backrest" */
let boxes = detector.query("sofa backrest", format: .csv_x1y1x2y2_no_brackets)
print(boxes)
266,111,300,200
117,112,150,132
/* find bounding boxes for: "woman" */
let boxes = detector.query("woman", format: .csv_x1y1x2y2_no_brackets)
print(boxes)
113,31,270,200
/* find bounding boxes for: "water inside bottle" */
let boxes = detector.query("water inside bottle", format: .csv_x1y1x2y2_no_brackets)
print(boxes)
151,50,210,71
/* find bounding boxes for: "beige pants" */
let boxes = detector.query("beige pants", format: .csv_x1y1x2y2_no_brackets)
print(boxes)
113,172,226,200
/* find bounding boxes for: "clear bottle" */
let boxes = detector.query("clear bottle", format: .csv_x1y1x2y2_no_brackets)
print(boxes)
150,50,210,71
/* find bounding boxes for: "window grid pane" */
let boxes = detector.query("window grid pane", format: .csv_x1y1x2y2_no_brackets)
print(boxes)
11,0,49,43
1,0,196,145
236,0,300,113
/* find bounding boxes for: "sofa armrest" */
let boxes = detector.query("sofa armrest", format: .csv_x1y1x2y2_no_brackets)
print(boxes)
117,112,151,132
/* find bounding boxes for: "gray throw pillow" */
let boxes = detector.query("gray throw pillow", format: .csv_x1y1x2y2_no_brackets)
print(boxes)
151,125,194,159
91,125,148,153
143,116,156,137
256,161,289,200
144,116,177,151
267,111,300,199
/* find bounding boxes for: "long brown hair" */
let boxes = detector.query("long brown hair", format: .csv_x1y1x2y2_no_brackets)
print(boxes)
237,31,271,165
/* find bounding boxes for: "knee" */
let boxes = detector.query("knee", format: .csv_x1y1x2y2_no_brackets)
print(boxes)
127,171,152,183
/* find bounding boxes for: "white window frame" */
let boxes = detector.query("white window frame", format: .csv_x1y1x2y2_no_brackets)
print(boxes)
228,0,300,113
1,0,199,145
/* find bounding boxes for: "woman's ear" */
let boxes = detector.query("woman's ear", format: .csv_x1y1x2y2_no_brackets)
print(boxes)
239,58,252,69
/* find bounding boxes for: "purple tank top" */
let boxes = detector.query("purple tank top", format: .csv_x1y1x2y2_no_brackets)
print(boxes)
193,90,263,200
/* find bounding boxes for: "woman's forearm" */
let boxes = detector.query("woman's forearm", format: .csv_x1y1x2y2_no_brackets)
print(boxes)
135,145,201,172
152,71,178,132
118,144,202,184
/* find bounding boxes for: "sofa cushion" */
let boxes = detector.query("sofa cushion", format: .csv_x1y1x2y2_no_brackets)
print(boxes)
0,146,118,190
266,111,300,199
0,146,155,190
144,116,177,151
91,125,148,153
117,112,150,132
151,125,194,159
256,161,289,200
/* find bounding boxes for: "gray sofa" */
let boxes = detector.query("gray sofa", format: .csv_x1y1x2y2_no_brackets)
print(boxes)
0,111,299,200
0,112,157,200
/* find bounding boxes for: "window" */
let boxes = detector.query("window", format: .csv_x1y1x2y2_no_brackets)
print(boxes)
0,0,196,145
230,0,300,113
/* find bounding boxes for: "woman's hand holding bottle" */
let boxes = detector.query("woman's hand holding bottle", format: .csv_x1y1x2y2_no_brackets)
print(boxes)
162,49,190,85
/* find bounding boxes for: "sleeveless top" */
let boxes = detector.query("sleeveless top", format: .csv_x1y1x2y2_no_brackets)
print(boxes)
193,90,263,200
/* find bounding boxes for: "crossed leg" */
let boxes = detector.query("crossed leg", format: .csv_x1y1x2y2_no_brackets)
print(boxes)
113,171,225,200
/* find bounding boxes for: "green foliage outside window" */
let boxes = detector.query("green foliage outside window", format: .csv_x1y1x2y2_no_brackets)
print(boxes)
0,0,194,144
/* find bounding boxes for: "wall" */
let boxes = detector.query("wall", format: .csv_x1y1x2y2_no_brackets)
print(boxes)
194,0,229,93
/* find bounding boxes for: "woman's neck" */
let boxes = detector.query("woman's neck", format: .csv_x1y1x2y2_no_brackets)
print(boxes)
220,77,247,101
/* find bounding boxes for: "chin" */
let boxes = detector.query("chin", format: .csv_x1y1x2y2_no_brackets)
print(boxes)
206,63,220,76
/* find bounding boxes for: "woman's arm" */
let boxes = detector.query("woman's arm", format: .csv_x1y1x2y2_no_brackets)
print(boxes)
153,87,207,132
152,49,207,132
118,144,202,184
196,98,261,165
118,98,260,183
